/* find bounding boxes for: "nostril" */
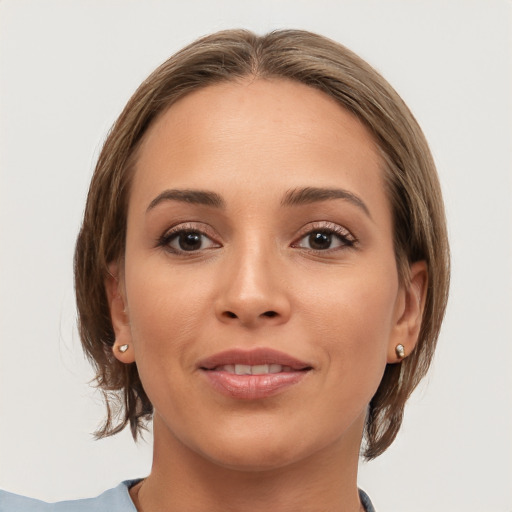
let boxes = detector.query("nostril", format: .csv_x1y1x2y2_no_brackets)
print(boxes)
220,310,279,321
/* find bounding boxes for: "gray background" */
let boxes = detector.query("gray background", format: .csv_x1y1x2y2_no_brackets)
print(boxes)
1,1,511,511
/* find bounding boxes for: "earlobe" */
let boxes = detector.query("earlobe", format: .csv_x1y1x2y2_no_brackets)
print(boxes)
105,263,135,364
388,261,428,363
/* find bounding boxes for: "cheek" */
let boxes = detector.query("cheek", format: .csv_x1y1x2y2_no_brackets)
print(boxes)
123,270,205,416
303,263,398,333
300,266,398,378
123,261,212,360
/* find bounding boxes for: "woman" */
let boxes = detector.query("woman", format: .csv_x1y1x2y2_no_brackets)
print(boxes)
0,29,449,511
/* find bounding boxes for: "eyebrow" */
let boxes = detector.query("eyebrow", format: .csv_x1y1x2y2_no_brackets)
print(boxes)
146,186,370,217
281,187,371,217
146,189,225,212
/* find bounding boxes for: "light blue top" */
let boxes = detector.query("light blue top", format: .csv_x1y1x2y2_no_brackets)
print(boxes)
0,480,140,511
0,481,375,511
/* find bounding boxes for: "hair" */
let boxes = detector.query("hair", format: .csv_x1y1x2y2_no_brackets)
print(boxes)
74,28,449,459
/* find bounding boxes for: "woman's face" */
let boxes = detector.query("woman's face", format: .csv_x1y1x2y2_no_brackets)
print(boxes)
111,78,417,470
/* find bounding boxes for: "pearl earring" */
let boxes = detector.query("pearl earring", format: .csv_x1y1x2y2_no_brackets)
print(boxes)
118,344,129,353
395,344,405,359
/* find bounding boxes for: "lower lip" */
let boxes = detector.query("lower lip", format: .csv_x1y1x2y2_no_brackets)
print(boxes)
201,370,309,399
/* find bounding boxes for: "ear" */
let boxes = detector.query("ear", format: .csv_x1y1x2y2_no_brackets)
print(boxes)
387,261,428,363
105,263,135,364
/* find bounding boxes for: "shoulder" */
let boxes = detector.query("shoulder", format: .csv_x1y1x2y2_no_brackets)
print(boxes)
0,480,140,512
359,488,376,512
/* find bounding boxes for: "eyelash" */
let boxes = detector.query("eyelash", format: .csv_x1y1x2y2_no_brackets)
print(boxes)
291,222,357,253
157,223,220,255
157,221,357,255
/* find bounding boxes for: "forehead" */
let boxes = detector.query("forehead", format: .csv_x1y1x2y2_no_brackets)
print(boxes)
130,78,385,211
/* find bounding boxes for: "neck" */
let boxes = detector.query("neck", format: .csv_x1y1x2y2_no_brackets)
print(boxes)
132,414,365,512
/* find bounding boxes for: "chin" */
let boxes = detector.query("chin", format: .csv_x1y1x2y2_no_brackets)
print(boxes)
203,442,307,473
192,421,338,473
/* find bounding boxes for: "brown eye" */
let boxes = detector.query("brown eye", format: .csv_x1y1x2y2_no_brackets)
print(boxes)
294,226,356,251
308,232,333,250
164,230,218,253
177,231,203,251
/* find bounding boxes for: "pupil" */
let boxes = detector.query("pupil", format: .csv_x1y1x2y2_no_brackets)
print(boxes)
179,232,202,251
309,232,331,250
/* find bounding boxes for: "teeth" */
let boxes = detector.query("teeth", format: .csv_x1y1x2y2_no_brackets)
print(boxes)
269,364,282,374
251,364,269,374
216,364,287,374
235,364,252,375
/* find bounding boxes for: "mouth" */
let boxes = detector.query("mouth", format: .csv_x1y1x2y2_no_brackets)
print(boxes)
198,348,312,399
207,363,305,375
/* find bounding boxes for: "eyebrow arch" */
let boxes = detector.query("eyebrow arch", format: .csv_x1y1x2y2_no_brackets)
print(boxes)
281,187,371,218
146,189,225,212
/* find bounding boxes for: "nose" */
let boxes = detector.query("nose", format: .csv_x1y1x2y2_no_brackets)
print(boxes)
214,244,291,328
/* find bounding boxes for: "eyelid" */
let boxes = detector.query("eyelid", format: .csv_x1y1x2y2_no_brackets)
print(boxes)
157,222,222,253
291,221,357,250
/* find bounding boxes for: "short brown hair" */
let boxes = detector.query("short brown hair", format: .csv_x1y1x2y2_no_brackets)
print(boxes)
74,29,449,459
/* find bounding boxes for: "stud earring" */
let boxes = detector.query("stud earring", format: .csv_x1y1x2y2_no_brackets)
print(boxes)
118,344,129,353
395,344,405,359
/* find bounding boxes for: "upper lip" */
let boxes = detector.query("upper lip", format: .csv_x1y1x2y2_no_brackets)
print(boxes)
197,348,312,371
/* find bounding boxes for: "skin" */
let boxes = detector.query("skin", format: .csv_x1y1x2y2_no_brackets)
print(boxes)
107,78,427,512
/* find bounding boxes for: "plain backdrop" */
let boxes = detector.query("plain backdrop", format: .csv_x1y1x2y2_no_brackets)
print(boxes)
0,1,511,511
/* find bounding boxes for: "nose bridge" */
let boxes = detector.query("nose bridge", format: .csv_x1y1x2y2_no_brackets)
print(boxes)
216,233,290,326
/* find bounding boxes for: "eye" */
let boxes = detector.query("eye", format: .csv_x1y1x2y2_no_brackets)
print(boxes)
159,226,220,254
292,224,356,252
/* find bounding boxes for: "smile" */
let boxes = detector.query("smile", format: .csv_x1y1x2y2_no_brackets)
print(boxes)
212,364,295,375
198,348,312,399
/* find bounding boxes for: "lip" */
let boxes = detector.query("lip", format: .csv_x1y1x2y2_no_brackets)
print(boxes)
198,347,311,370
198,348,312,400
